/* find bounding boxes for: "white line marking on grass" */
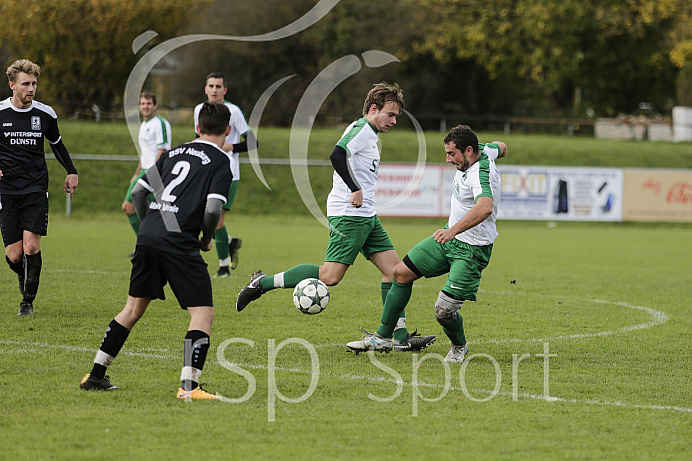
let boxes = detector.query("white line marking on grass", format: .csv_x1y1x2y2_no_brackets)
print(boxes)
474,298,669,344
327,294,669,346
2,339,690,415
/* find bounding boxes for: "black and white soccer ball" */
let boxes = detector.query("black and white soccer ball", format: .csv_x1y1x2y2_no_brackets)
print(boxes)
292,278,330,315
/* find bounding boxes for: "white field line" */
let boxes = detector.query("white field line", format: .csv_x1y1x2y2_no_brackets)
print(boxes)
1,338,690,415
313,296,669,347
474,297,669,344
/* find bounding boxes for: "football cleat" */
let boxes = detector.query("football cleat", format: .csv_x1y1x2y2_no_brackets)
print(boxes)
443,344,469,363
214,266,231,278
80,374,119,390
394,330,437,352
229,238,242,270
346,328,393,354
176,385,221,400
17,300,33,316
235,270,266,312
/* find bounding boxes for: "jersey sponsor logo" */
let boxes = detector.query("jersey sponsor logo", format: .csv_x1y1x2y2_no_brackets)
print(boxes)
2,122,11,127
31,116,41,130
148,201,180,213
9,138,38,145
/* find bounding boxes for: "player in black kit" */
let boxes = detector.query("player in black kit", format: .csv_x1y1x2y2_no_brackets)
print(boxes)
0,59,79,316
80,101,233,400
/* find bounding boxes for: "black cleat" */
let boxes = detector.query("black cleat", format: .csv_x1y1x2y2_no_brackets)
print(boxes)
229,238,242,270
80,374,119,391
393,330,436,352
214,266,231,278
17,300,33,316
236,270,266,312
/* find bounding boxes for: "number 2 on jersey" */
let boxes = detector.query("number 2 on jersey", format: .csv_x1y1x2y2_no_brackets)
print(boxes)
161,161,191,203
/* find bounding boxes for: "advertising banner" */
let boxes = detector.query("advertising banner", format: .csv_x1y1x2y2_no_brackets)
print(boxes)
375,163,447,217
497,166,623,221
376,164,624,221
622,170,692,222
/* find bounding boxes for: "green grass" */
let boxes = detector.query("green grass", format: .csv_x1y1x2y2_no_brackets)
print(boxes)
1,215,691,460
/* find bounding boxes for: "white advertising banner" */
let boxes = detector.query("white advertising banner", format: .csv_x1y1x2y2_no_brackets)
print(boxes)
376,163,624,221
374,163,447,217
498,165,624,221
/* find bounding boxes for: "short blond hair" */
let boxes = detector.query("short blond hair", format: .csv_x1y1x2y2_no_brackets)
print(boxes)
6,59,41,83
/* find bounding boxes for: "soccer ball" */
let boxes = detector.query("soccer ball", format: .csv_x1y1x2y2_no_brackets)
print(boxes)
292,278,330,315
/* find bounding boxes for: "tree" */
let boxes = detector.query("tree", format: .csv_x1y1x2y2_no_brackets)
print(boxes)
412,0,689,116
0,0,209,115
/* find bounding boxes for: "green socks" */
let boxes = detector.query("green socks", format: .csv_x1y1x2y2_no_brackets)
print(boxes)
443,313,467,346
381,281,409,342
127,213,140,236
214,227,230,262
259,264,320,292
377,281,412,338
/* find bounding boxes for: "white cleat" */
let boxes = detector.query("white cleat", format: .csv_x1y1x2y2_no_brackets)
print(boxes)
443,344,468,362
346,328,393,354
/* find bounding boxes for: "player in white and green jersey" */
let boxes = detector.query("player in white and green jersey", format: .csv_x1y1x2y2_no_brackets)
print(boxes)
122,93,171,239
347,125,507,360
194,72,257,277
236,83,436,352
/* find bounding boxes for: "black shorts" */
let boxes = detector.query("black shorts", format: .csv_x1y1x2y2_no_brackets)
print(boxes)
0,192,49,246
128,245,213,309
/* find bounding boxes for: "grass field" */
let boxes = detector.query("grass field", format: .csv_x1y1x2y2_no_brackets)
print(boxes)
1,214,690,460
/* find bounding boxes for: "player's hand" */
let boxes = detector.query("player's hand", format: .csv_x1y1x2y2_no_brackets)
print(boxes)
200,238,213,252
433,228,455,244
65,174,78,199
0,169,3,180
349,190,363,208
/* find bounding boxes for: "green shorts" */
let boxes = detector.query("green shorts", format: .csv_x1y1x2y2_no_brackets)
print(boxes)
223,180,239,211
405,236,492,301
325,215,394,265
124,169,148,203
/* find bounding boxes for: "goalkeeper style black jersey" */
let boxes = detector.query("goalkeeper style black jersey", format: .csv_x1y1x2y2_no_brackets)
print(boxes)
137,140,232,254
0,98,77,194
